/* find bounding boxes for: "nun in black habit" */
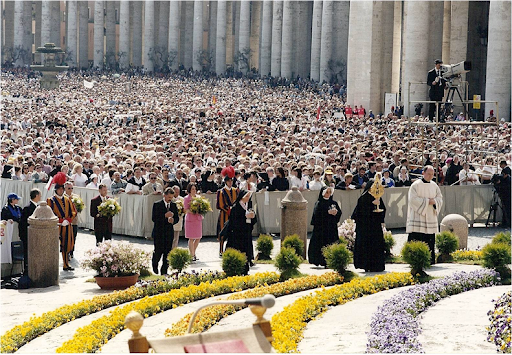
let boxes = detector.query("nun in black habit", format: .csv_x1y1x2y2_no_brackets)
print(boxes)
308,186,342,266
224,190,256,268
352,179,386,272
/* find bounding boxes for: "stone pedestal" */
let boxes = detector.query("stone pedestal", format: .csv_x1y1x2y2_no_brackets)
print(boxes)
27,201,60,288
280,187,308,259
440,214,468,249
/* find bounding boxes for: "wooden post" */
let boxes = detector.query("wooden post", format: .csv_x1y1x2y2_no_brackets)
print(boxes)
125,311,150,353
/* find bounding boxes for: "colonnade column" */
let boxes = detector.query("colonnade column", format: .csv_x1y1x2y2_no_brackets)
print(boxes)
485,1,511,120
270,0,283,77
144,0,155,72
78,1,89,68
105,1,116,68
238,0,251,74
208,1,217,70
168,1,180,71
67,0,78,67
319,0,333,83
215,1,227,74
442,1,451,63
94,1,104,68
259,1,272,77
119,1,130,70
158,1,170,69
401,1,430,116
35,2,42,63
132,1,143,67
13,1,31,66
192,0,203,71
391,1,402,94
310,0,322,82
280,0,293,79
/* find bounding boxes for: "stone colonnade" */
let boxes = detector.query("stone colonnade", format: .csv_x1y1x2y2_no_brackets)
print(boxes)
1,1,510,119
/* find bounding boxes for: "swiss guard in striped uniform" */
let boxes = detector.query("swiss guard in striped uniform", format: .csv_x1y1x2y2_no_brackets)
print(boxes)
47,172,77,271
217,168,238,257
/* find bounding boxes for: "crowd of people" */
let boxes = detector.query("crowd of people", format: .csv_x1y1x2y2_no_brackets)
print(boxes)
1,67,511,276
1,68,510,196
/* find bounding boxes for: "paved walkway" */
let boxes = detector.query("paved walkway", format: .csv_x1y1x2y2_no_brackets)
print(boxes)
419,285,509,354
0,226,505,353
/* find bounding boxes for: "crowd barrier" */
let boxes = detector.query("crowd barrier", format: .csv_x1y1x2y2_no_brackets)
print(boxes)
1,179,500,238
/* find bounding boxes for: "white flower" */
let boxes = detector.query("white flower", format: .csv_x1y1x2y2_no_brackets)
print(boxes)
110,205,115,210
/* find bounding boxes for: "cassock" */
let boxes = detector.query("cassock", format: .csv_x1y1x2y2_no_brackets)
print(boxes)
352,188,386,272
47,194,76,270
406,178,443,264
308,187,342,266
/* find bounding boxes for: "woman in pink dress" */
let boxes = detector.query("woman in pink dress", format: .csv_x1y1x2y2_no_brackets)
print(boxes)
184,182,202,261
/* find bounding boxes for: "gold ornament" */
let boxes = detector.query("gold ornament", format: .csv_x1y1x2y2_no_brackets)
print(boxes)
369,172,384,213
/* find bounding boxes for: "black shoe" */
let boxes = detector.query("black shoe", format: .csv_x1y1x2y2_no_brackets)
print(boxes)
63,267,75,271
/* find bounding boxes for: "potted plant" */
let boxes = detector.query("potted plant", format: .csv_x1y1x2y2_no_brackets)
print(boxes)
81,240,151,290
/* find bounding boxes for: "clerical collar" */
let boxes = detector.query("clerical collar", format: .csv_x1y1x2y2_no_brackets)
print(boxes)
421,178,430,183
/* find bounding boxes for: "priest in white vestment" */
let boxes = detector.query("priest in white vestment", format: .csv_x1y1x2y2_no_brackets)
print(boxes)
406,166,443,264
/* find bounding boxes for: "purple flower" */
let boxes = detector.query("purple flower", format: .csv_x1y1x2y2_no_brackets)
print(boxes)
366,269,500,353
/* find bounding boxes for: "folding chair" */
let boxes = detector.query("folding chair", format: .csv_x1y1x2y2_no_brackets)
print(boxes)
126,295,275,353
10,241,25,276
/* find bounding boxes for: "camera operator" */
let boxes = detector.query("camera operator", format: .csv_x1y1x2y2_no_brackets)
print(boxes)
492,166,511,227
427,59,447,122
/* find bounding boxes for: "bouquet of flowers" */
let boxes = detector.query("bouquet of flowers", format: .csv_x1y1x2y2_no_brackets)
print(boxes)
189,196,213,216
97,198,121,218
338,218,356,251
71,195,85,213
81,240,151,277
174,198,185,217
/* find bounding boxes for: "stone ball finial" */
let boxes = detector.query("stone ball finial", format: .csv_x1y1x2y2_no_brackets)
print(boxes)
440,214,469,249
28,201,58,223
125,311,144,338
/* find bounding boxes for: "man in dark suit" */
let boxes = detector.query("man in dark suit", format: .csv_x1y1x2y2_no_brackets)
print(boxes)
90,184,113,244
19,188,41,273
151,187,179,275
427,59,447,121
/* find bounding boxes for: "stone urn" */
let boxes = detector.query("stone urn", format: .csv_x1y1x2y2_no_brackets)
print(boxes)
280,187,308,259
28,201,60,288
94,274,139,290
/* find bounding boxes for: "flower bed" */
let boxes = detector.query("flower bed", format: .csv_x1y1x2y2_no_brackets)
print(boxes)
366,269,500,353
55,272,279,353
452,249,483,262
165,272,342,336
487,290,511,353
271,272,415,353
0,270,225,353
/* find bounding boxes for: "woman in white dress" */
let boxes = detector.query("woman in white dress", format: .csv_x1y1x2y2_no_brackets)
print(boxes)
70,164,88,187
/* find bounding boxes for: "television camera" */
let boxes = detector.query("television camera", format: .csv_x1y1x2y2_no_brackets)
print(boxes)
439,61,472,120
